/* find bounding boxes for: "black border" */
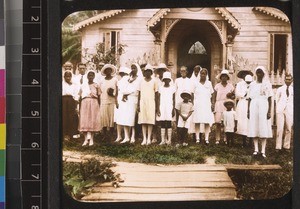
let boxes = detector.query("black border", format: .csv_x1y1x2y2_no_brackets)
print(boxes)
48,0,299,208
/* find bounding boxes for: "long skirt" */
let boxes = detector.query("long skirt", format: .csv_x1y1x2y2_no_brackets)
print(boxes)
79,97,101,132
62,96,78,136
248,98,272,138
100,103,115,128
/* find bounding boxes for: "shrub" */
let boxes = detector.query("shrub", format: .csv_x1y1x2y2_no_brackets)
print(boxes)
63,158,118,200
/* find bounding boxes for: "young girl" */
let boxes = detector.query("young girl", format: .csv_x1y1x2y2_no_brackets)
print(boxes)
248,66,273,158
213,69,235,144
176,91,194,146
157,72,176,145
137,64,159,145
222,99,237,146
78,70,101,146
62,70,80,141
99,64,118,139
192,68,214,144
235,71,253,147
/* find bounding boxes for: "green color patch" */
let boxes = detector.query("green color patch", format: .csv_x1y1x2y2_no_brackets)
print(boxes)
0,150,5,176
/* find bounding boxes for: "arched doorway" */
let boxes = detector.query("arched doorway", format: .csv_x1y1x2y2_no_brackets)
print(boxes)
166,20,223,84
177,39,210,78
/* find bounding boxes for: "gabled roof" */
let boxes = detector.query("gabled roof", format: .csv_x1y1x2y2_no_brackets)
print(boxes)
215,7,241,31
253,7,290,23
147,8,241,31
73,10,125,31
147,9,171,29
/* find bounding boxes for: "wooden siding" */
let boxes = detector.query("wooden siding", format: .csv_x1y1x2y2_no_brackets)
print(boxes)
81,9,159,65
227,7,291,70
79,7,291,73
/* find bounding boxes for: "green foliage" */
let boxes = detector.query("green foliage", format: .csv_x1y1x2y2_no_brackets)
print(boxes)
83,43,127,71
63,158,118,199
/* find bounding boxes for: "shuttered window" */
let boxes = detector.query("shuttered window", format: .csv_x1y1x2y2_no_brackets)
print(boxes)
103,30,120,54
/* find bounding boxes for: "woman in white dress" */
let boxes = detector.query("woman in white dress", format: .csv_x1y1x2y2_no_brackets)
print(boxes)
235,71,253,147
118,64,142,143
248,66,273,158
192,68,214,144
114,67,131,143
189,65,202,136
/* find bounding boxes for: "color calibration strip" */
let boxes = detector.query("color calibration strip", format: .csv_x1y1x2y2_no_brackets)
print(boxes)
0,0,5,208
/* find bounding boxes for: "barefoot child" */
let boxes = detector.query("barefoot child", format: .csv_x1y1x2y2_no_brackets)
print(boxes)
137,64,159,145
157,72,176,145
221,99,237,146
175,91,194,146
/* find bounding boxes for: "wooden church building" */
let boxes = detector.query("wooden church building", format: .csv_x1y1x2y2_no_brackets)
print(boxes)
73,7,292,85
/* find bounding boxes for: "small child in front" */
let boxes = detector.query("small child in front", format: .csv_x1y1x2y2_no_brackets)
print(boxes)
175,91,194,146
221,99,237,146
157,72,175,145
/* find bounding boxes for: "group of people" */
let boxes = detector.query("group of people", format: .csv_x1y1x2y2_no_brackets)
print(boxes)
62,61,293,158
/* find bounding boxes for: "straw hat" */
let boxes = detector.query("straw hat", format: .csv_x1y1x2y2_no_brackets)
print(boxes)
156,63,168,70
100,64,117,76
144,64,154,72
223,99,235,107
162,71,172,81
237,70,253,79
180,91,192,99
216,69,230,80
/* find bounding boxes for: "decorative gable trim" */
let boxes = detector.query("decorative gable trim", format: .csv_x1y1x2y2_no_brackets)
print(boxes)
147,9,171,29
253,7,290,23
215,7,241,31
73,10,125,31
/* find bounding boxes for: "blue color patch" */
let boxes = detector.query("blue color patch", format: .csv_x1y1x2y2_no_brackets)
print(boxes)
0,176,4,202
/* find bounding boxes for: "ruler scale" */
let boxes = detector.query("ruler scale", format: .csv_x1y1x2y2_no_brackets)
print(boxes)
21,0,43,208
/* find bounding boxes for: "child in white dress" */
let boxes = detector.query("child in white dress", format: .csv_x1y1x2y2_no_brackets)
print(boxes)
157,72,176,145
176,91,194,146
221,99,237,146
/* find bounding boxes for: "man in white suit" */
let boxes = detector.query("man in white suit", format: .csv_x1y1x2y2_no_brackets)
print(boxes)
275,74,293,150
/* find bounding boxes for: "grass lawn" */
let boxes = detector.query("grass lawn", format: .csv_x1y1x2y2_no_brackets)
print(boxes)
63,130,293,200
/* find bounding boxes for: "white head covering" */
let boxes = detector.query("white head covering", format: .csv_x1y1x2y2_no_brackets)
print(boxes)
131,63,143,77
190,65,202,81
254,66,269,83
200,67,209,80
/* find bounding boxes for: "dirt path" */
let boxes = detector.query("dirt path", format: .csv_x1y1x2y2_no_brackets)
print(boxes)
63,151,237,202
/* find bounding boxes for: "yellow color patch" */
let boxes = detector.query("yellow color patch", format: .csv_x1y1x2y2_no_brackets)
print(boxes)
0,124,5,149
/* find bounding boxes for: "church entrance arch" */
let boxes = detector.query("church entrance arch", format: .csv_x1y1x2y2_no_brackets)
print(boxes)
166,20,223,84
